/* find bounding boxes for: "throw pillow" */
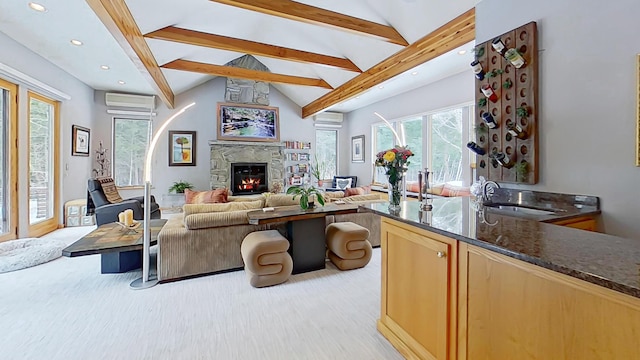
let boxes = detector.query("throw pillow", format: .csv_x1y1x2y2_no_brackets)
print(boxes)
406,181,421,193
97,177,123,204
344,185,371,197
335,178,352,190
185,188,228,204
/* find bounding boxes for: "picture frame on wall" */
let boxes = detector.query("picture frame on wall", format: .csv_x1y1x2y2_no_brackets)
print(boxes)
217,102,280,142
351,135,365,163
168,130,197,166
72,125,90,157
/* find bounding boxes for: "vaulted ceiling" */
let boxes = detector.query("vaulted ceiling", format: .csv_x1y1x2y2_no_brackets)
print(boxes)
0,0,478,117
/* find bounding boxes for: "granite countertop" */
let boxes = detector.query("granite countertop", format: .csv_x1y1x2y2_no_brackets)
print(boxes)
361,198,640,299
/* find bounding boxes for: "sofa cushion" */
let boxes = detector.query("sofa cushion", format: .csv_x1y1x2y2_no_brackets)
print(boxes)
343,194,380,202
440,183,471,197
265,194,301,207
185,188,228,204
97,177,123,204
183,199,264,216
184,210,254,229
325,191,345,201
344,185,371,196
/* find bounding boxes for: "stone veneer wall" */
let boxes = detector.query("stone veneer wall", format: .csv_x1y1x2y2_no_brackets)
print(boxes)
209,140,284,193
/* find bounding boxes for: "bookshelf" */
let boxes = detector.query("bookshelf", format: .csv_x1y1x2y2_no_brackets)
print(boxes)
284,141,311,189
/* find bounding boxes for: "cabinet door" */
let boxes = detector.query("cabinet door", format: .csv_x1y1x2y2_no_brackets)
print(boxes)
465,245,640,359
379,219,455,360
550,215,596,231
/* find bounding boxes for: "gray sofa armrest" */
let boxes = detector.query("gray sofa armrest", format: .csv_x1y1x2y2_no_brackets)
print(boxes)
94,199,143,226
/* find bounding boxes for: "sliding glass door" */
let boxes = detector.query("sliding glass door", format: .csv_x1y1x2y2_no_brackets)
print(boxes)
27,91,59,237
0,79,17,241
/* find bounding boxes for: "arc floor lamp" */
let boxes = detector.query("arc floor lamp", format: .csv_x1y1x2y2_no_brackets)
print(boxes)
130,102,196,290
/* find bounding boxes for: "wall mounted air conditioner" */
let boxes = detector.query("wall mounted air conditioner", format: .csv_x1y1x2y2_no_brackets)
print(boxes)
105,92,155,110
314,112,344,123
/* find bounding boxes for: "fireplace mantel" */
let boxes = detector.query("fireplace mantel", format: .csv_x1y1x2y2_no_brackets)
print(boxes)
209,141,284,192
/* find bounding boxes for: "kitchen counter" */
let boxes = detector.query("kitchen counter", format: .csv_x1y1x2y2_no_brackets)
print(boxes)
361,198,640,298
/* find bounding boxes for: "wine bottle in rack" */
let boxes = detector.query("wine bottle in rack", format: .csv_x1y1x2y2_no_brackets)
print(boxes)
491,37,507,56
507,122,527,139
467,141,486,155
470,60,485,80
482,112,498,129
481,84,498,103
505,48,526,69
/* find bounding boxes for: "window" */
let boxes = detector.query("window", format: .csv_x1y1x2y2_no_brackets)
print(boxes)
371,103,473,186
0,79,17,241
28,91,59,236
315,129,337,180
113,117,152,187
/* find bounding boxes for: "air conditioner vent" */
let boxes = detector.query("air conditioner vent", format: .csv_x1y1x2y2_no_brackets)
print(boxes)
313,112,344,123
105,93,155,110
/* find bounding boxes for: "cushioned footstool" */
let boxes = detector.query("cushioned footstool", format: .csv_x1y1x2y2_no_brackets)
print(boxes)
326,222,372,270
241,230,293,288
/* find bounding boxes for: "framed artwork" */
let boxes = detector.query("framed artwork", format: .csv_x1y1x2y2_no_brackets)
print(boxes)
217,102,280,142
351,135,365,163
72,125,90,156
169,130,196,166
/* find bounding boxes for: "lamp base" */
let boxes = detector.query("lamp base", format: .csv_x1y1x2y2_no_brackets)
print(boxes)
130,276,159,290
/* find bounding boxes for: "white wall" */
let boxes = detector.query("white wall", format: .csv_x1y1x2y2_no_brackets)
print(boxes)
345,71,474,185
94,77,314,203
476,0,640,238
0,31,94,234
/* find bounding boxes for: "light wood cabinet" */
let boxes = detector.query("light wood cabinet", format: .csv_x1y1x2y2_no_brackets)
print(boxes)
378,218,457,360
550,215,597,231
379,217,639,360
461,244,640,360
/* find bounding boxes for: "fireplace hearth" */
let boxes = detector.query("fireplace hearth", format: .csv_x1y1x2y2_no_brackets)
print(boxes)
231,162,268,195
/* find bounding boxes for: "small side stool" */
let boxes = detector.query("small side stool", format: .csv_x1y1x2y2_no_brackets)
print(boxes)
326,222,372,270
241,230,293,288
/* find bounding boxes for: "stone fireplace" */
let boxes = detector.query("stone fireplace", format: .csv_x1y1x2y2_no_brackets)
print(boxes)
209,140,284,193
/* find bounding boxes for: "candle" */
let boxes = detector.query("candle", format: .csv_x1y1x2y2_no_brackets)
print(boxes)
124,209,134,226
118,211,125,223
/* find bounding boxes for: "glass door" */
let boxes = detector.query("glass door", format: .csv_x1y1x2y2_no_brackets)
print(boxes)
27,91,59,237
0,79,17,242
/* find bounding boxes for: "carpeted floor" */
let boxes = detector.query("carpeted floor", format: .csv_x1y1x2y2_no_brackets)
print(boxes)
0,226,402,360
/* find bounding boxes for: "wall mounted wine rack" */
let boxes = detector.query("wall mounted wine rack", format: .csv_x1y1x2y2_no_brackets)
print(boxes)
473,21,538,184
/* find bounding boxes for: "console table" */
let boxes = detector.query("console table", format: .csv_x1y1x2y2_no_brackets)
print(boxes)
247,204,359,274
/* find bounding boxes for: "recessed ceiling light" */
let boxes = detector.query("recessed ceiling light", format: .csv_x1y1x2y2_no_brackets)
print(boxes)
458,50,467,55
100,65,110,70
70,39,83,46
355,96,360,99
378,85,384,89
28,2,46,12
118,80,126,85
411,71,419,76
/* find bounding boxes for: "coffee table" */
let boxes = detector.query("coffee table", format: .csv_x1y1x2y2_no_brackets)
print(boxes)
62,219,167,273
247,203,359,274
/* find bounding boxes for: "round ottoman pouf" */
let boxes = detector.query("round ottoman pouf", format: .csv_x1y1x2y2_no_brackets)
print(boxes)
0,238,67,273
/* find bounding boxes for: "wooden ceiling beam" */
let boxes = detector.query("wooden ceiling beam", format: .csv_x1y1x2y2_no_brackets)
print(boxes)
210,0,409,46
301,8,475,118
162,59,333,89
145,27,361,73
86,0,174,108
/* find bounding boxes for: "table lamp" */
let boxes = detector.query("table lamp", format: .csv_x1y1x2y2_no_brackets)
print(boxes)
130,102,196,290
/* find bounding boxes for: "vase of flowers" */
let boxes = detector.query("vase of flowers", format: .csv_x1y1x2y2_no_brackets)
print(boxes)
375,146,414,212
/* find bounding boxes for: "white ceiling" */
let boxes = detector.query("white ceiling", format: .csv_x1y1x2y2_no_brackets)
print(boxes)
0,0,478,113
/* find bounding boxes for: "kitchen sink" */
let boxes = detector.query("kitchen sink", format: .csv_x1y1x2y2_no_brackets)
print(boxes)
484,204,561,216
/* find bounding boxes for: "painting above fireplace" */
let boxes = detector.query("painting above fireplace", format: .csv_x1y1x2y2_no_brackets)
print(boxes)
231,162,268,195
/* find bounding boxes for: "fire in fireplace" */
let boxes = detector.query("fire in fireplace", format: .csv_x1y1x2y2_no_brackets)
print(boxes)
231,162,268,195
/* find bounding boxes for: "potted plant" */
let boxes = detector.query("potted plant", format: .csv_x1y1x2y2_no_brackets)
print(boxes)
514,160,529,182
310,154,327,187
168,180,194,194
286,185,325,210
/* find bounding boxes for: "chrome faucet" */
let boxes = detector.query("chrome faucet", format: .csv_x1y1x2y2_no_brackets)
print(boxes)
481,180,500,202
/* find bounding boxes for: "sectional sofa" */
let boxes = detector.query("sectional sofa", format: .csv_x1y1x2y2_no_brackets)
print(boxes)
157,192,385,282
